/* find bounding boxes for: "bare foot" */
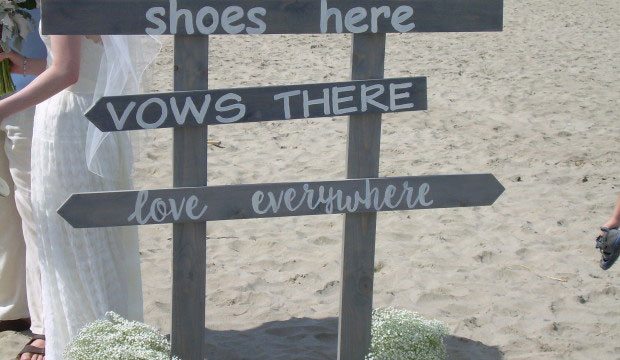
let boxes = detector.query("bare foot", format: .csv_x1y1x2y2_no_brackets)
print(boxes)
19,338,45,360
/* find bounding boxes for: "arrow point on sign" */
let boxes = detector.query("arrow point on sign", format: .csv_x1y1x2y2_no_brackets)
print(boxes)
57,195,84,229
84,100,108,132
489,174,505,203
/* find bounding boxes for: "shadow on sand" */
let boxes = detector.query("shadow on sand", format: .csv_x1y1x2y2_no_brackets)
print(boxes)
201,317,502,360
444,335,504,360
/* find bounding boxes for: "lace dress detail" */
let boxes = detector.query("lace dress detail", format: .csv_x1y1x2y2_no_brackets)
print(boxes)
31,35,143,360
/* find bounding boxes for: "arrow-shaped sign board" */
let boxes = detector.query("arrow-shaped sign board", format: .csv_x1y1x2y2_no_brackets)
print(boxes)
42,0,503,35
86,77,427,131
58,174,504,228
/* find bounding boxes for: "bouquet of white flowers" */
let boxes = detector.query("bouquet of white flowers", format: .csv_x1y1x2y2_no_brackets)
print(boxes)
0,0,36,95
366,307,449,360
64,312,180,360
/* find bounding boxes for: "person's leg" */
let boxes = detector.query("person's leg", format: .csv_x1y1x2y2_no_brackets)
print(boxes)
3,109,43,336
0,120,30,329
4,111,46,360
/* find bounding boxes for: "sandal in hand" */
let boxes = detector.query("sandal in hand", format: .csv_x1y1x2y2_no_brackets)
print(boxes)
596,227,620,270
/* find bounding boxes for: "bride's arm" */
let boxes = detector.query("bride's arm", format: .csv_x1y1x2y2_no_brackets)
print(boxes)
0,35,80,119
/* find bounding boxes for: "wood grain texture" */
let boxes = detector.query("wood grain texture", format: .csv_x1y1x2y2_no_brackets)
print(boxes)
170,35,208,360
86,77,428,131
338,33,386,360
42,0,503,35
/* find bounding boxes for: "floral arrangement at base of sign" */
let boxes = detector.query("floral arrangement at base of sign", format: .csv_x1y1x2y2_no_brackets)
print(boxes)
366,307,449,360
64,312,180,360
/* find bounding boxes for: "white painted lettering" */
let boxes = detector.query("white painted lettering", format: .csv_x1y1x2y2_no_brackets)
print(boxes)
145,2,269,35
221,6,245,34
251,191,267,215
391,6,415,32
215,93,246,123
128,191,209,224
106,101,136,130
360,84,388,112
136,98,168,129
249,180,434,217
344,7,368,33
145,7,167,35
246,7,267,34
196,6,219,34
405,182,433,208
389,82,415,111
273,90,301,119
186,196,209,220
266,190,285,213
418,183,433,206
302,89,330,118
320,0,343,33
128,191,149,224
170,0,194,35
331,85,357,115
370,6,391,33
170,95,212,125
382,185,398,208
283,188,304,211
151,198,169,223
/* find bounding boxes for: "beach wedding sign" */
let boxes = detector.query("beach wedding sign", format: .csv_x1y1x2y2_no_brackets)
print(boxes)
43,1,504,359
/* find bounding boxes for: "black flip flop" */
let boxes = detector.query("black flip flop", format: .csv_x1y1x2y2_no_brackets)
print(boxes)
596,227,620,270
16,334,45,359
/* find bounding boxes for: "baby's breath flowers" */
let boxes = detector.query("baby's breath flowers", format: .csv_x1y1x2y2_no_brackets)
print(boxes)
366,307,449,360
64,312,179,360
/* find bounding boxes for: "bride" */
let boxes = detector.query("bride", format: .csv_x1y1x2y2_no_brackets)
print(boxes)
0,16,158,360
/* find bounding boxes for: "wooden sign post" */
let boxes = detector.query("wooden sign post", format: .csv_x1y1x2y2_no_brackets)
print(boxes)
171,34,209,358
43,1,503,359
340,32,386,359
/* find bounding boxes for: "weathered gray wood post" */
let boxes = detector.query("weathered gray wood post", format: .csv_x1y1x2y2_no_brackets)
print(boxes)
171,35,209,360
339,33,386,360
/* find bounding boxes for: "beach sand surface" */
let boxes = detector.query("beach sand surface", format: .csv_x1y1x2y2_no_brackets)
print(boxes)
2,0,619,359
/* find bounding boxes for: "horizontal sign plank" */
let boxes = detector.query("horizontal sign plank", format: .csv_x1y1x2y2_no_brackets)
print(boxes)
58,174,504,228
42,0,503,35
86,77,427,131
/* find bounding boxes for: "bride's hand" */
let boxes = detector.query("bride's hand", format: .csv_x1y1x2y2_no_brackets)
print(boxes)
0,50,26,74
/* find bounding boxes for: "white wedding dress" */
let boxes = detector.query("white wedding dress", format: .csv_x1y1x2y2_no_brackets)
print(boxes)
30,35,143,359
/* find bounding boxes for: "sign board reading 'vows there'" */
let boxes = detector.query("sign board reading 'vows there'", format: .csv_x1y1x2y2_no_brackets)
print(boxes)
42,0,503,35
57,174,504,228
87,77,427,131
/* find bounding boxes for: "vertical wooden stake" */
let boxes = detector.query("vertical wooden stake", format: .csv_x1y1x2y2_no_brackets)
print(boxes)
338,33,386,360
171,35,209,360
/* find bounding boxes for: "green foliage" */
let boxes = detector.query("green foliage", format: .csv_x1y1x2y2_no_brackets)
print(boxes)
17,0,37,10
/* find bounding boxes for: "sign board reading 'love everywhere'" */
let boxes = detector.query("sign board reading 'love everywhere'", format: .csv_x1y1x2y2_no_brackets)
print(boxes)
86,77,427,131
58,175,504,228
42,0,503,35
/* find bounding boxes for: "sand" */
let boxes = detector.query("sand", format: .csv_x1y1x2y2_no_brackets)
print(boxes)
2,0,619,359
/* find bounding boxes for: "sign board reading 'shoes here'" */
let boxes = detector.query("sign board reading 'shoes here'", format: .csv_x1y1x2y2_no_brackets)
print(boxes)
42,0,503,35
57,174,504,228
86,77,427,131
